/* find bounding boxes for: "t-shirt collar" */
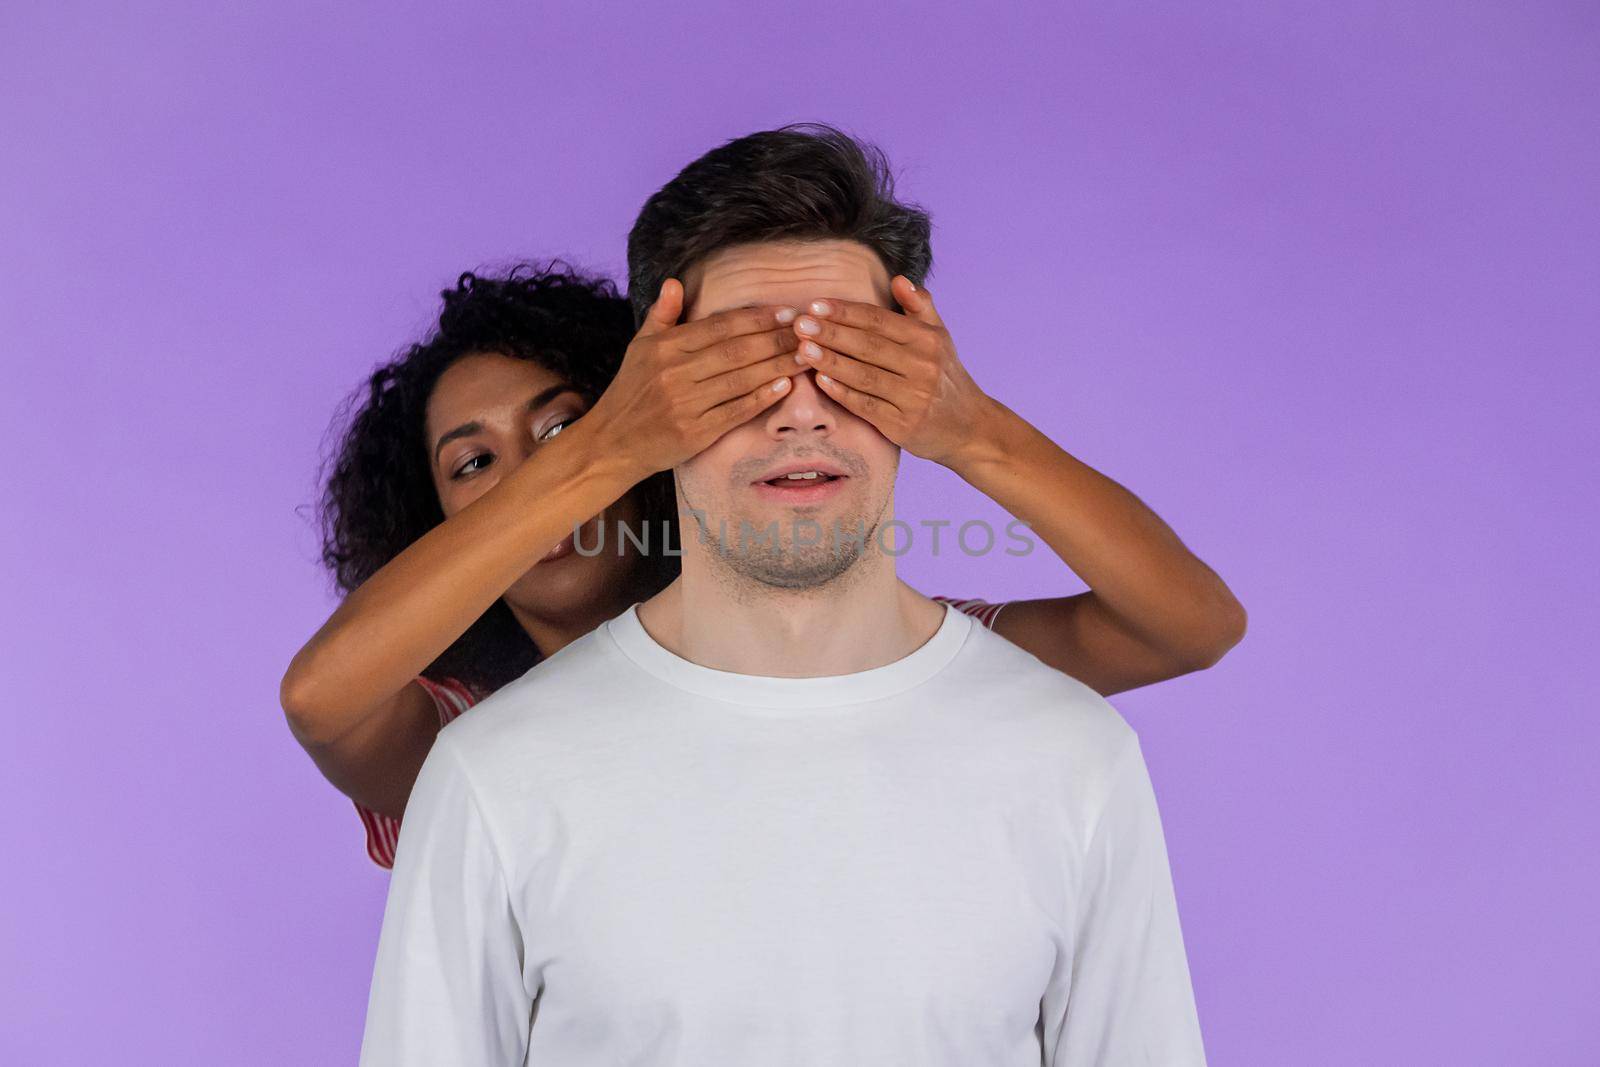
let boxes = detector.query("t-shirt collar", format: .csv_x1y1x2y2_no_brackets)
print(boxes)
604,600,972,711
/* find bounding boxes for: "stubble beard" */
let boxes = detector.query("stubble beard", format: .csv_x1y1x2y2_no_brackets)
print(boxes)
691,493,894,591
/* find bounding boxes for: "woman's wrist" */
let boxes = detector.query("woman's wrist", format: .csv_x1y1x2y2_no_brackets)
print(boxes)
944,393,1027,477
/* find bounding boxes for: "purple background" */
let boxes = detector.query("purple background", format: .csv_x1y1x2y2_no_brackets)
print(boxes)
4,3,1596,1063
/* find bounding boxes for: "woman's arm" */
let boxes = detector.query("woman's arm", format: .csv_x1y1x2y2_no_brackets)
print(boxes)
282,283,806,812
792,278,1246,697
297,682,440,821
281,419,641,749
943,398,1246,696
281,429,634,816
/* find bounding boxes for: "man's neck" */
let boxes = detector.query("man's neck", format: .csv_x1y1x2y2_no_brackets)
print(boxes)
635,548,946,679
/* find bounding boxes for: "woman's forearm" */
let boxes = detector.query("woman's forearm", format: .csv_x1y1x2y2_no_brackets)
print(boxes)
948,397,1247,669
280,422,639,746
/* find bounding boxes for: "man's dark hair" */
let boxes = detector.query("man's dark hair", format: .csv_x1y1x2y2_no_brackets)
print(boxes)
314,262,679,695
626,123,933,325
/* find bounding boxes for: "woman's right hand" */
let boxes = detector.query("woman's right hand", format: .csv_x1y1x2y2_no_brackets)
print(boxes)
575,278,804,481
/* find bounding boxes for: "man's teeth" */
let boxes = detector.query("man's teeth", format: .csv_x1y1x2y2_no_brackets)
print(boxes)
781,471,822,480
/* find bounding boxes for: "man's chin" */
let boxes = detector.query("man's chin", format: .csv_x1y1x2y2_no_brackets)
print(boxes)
700,510,874,566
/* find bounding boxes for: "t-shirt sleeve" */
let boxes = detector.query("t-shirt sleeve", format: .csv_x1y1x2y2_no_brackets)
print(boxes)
358,730,532,1066
352,676,480,871
1046,737,1207,1065
930,594,1008,629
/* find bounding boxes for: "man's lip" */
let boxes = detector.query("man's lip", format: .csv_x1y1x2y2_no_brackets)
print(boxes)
753,461,848,483
750,476,848,505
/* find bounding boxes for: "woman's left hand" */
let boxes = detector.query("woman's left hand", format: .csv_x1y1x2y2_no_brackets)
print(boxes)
790,276,996,467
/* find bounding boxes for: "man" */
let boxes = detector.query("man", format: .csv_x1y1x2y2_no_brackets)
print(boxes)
358,125,1208,1065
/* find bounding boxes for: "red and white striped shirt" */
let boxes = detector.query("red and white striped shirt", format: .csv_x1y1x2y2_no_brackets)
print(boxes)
354,595,1009,869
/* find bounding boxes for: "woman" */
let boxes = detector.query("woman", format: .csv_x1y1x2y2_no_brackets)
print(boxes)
282,262,1245,868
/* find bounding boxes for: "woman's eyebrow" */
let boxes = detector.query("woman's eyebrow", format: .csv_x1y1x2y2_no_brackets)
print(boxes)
432,385,581,464
432,421,482,464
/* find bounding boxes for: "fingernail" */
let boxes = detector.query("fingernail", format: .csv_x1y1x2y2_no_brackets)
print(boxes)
817,373,832,386
775,307,797,324
809,300,832,316
772,377,790,391
796,317,820,335
800,341,822,360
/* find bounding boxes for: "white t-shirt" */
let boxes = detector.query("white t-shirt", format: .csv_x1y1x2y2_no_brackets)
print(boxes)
359,601,1206,1066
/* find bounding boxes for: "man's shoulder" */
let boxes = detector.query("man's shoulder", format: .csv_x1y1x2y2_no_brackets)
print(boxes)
436,621,634,758
950,614,1137,768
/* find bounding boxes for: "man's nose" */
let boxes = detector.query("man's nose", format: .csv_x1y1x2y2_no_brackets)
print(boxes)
763,368,837,439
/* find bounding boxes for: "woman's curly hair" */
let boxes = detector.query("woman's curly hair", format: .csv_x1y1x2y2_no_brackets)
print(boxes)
316,261,679,695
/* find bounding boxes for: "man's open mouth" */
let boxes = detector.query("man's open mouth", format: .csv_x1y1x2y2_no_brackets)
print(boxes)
760,470,846,488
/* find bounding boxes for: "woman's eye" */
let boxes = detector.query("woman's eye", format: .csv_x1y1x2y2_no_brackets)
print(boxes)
452,453,492,479
537,416,579,442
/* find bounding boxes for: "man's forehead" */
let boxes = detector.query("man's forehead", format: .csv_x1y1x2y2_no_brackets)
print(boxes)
683,239,892,318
